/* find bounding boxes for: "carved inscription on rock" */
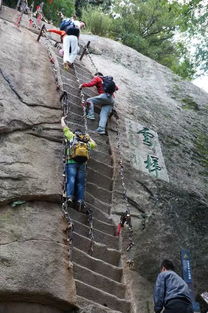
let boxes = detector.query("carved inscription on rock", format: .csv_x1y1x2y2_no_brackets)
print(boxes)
125,119,169,182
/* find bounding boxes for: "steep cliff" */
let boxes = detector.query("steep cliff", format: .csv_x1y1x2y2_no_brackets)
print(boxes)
0,5,208,313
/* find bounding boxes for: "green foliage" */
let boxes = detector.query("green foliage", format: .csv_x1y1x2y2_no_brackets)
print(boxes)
111,0,196,75
81,0,198,78
82,6,113,36
4,0,17,8
34,0,75,24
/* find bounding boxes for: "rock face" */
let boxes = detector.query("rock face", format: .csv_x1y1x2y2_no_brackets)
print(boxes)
0,9,76,313
80,34,208,311
1,5,208,313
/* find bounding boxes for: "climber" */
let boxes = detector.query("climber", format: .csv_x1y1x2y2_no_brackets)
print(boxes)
79,74,118,135
61,116,96,211
59,18,85,70
79,72,106,95
153,259,194,313
47,28,66,42
16,0,29,13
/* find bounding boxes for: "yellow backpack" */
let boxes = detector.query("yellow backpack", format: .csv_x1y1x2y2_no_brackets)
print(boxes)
70,133,90,163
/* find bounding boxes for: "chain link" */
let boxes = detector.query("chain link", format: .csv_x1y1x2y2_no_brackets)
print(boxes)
85,47,99,73
37,26,74,263
38,28,95,256
72,63,96,254
81,44,134,266
114,109,134,267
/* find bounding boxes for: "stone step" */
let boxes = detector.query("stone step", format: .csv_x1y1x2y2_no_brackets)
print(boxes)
87,168,113,192
87,158,113,178
62,83,78,95
82,203,112,223
86,182,112,204
73,263,126,299
85,194,111,215
82,87,98,99
73,232,120,266
72,219,119,250
75,280,131,313
73,63,92,77
74,60,93,75
72,247,122,282
77,295,122,313
62,89,82,106
70,209,115,236
73,67,92,82
62,77,78,89
60,68,77,81
89,150,113,166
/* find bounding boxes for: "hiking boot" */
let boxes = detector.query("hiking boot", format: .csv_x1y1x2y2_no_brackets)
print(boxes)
95,127,106,135
76,200,84,212
67,61,73,68
67,197,73,206
86,114,95,120
63,62,69,71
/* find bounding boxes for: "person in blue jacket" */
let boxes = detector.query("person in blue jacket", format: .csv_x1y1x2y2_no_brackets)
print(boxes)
153,259,194,313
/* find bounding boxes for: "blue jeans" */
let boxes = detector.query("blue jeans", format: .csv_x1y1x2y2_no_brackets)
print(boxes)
87,93,114,129
99,105,113,128
66,163,86,201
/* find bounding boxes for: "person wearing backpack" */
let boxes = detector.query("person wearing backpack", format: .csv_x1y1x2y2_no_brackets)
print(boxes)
80,74,118,135
61,116,96,211
60,18,85,70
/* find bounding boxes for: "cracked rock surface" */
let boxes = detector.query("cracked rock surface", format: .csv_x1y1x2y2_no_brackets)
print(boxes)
80,34,208,311
1,6,208,313
0,16,76,313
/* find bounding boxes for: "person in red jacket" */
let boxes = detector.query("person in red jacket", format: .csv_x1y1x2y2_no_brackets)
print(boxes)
79,72,104,94
79,73,118,134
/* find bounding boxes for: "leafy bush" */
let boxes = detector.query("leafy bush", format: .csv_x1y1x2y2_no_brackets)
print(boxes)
82,7,113,36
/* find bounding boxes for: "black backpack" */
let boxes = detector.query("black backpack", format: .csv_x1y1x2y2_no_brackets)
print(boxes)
102,76,116,94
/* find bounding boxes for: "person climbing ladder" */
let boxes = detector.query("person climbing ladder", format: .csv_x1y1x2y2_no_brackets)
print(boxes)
80,73,118,135
61,116,96,211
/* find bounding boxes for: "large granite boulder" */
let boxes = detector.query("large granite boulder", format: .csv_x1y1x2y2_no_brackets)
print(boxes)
1,5,208,313
0,14,76,313
80,34,208,312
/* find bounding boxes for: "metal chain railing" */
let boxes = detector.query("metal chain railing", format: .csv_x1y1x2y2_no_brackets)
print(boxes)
37,25,74,263
37,28,95,256
85,47,99,73
73,62,95,254
83,43,134,267
115,116,134,267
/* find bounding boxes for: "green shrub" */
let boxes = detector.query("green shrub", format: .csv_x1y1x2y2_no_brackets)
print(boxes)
82,7,113,37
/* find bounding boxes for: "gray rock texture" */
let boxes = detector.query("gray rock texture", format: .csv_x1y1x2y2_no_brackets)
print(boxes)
0,10,77,313
79,34,208,312
1,5,208,313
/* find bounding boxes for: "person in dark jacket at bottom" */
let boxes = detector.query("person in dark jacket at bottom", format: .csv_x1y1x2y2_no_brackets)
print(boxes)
153,259,194,313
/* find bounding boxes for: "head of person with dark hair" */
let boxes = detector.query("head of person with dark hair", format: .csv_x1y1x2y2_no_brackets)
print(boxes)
74,129,84,136
94,72,103,77
160,259,175,272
